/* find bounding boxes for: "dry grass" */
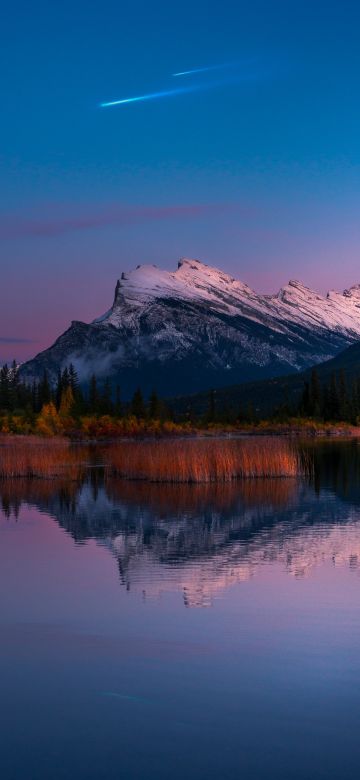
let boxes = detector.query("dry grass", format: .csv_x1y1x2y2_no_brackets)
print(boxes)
0,435,306,483
106,437,303,483
0,436,87,479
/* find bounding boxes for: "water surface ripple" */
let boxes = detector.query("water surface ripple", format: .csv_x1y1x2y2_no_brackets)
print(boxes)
1,440,360,779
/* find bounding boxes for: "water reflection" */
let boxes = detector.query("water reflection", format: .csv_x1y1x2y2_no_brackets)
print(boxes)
2,441,360,606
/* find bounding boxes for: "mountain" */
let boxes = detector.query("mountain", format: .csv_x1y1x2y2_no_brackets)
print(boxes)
20,258,360,397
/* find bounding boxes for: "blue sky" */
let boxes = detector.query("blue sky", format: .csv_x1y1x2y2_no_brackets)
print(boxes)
1,0,360,361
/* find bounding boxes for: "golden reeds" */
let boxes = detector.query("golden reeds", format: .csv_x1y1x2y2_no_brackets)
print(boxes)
105,437,302,483
0,436,86,479
0,435,305,483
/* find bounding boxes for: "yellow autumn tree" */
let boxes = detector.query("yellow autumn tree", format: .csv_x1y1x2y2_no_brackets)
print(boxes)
59,386,75,419
36,402,63,436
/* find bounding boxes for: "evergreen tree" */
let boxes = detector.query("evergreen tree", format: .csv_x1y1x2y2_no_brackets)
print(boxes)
338,370,348,420
38,370,51,409
328,372,340,420
149,389,161,420
10,360,20,410
55,369,63,409
131,387,146,419
69,364,79,396
205,389,216,423
322,384,330,420
61,366,70,391
309,368,321,416
31,381,39,413
114,385,122,417
301,381,311,416
89,374,99,414
101,378,113,414
0,364,10,410
246,401,255,424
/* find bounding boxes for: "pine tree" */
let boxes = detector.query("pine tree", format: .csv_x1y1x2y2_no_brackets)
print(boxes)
114,385,122,417
89,374,99,414
31,381,39,413
149,389,161,419
0,364,10,410
131,387,146,419
322,385,330,420
338,370,348,420
309,368,321,416
328,373,340,420
61,366,70,391
205,389,216,423
38,370,51,409
55,369,63,409
101,378,113,414
10,360,20,410
246,401,255,424
69,364,79,395
301,381,310,416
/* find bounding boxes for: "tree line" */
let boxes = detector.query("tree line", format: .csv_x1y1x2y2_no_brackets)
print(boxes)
0,362,167,421
196,369,360,425
298,368,360,423
1,360,360,427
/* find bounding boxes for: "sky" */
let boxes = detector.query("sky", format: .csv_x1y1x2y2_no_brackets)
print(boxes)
1,0,360,363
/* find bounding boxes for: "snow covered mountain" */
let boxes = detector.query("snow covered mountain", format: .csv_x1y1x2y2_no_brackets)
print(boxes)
20,258,360,396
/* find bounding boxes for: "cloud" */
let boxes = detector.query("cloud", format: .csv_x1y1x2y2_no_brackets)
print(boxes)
0,202,232,240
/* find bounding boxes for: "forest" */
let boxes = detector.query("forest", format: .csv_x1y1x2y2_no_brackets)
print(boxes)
0,361,360,436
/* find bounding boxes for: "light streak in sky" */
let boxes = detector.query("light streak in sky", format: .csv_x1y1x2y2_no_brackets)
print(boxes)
100,76,253,108
100,86,195,108
173,63,232,77
100,63,258,109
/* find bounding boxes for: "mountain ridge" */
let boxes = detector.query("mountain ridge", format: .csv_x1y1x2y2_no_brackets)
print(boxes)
20,258,360,397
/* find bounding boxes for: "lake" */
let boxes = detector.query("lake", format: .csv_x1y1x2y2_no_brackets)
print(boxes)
1,439,360,779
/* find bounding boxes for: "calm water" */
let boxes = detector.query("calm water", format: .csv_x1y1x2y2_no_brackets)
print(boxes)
1,440,360,779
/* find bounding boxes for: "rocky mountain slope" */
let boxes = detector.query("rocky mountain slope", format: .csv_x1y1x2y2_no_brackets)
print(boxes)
20,258,360,397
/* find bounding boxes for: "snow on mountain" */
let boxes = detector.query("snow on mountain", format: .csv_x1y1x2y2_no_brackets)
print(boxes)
97,259,360,337
20,258,360,397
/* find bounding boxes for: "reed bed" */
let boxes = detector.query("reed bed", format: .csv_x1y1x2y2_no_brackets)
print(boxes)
0,435,306,483
0,437,87,479
106,437,303,483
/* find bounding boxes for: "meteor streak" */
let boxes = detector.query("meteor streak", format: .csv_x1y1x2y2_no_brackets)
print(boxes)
100,77,235,108
100,86,194,108
173,63,232,77
100,64,258,109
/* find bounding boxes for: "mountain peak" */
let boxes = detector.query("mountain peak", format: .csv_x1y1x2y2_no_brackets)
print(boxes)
275,280,328,310
177,256,203,269
20,255,360,397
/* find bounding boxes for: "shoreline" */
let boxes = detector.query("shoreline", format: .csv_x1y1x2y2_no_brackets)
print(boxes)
1,423,360,442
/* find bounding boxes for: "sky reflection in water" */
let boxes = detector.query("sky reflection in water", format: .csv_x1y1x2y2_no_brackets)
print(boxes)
1,441,360,779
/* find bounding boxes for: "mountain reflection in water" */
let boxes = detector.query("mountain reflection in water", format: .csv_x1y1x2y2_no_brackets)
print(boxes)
2,440,360,607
